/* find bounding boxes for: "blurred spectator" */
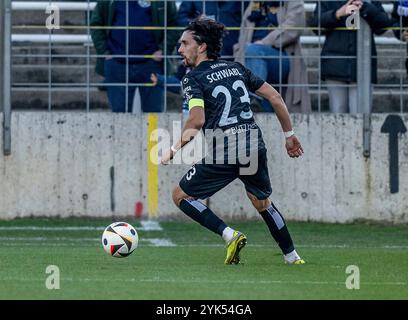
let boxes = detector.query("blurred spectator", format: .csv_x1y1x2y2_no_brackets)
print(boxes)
177,1,248,59
90,0,179,113
150,63,192,113
392,0,408,75
234,1,311,113
310,0,391,113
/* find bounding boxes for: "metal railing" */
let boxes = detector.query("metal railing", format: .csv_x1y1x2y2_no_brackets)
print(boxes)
1,0,12,155
9,33,405,45
9,1,395,12
9,1,398,45
5,0,408,115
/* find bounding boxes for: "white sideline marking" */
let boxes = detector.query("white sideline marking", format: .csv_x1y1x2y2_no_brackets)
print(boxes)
2,243,97,246
0,237,97,241
1,243,174,247
0,237,407,249
142,238,176,247
140,220,162,231
0,237,175,247
0,226,105,231
2,243,408,250
0,277,405,286
176,244,408,249
0,220,163,232
138,278,407,286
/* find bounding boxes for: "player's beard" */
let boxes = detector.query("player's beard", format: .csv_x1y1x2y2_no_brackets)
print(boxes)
182,57,193,68
182,53,197,68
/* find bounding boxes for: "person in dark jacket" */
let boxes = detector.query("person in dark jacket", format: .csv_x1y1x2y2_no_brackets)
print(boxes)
177,1,248,58
392,1,408,75
310,0,391,113
150,63,191,114
90,0,179,113
234,0,311,113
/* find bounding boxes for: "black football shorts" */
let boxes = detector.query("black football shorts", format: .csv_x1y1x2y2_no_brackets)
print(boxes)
179,148,272,200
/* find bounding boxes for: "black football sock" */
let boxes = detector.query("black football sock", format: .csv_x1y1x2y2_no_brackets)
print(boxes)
179,199,227,236
259,203,295,254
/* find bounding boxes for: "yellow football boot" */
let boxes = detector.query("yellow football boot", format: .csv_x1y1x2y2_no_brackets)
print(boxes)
290,258,305,265
224,231,247,265
284,256,306,265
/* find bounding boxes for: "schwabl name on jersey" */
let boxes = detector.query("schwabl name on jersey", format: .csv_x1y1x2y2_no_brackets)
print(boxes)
206,68,243,83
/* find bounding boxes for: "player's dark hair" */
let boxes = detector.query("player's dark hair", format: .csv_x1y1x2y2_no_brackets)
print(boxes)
184,17,226,60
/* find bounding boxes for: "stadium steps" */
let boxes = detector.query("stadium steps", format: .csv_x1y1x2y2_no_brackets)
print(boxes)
10,7,408,112
12,63,407,87
11,47,407,112
12,9,88,35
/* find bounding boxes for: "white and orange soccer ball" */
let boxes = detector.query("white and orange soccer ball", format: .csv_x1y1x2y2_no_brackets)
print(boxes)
102,222,139,258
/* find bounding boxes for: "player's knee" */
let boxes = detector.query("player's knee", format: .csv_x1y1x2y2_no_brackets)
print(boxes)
172,186,189,207
172,187,181,207
254,200,270,212
247,193,271,212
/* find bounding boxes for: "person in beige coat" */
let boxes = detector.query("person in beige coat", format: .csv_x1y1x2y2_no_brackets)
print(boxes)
234,1,311,113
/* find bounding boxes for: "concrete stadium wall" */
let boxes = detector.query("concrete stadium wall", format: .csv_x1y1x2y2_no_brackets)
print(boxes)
0,112,407,223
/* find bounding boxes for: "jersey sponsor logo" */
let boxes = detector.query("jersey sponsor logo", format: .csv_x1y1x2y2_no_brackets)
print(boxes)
224,123,258,135
206,68,243,84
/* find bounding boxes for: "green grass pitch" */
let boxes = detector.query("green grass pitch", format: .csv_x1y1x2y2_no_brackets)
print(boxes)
0,218,407,300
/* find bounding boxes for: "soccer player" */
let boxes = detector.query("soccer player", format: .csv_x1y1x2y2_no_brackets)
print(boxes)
161,18,305,265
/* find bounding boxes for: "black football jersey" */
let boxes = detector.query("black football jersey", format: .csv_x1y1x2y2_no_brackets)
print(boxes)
181,60,265,131
181,60,268,160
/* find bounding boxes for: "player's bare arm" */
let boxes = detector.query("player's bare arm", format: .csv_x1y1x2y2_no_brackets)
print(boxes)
160,106,205,165
255,82,304,158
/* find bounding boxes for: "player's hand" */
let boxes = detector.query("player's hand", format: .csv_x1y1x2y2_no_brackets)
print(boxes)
160,148,175,165
285,135,304,158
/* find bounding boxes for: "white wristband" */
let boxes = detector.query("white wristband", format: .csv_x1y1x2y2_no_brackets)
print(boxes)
171,145,179,153
284,130,295,138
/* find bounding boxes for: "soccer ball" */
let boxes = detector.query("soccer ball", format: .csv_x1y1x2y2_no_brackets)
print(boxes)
102,222,139,258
